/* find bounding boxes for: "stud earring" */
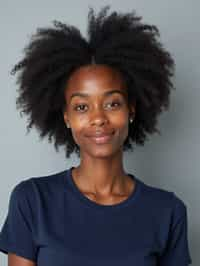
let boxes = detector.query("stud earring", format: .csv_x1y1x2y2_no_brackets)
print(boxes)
129,114,134,123
129,117,134,123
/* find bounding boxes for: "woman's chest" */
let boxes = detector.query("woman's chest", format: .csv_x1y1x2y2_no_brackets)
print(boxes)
35,199,161,266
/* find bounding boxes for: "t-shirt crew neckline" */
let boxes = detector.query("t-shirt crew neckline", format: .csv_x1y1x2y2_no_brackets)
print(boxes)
65,166,141,210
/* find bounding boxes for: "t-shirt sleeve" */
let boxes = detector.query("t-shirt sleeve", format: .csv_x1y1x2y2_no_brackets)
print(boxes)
158,193,192,266
0,180,37,262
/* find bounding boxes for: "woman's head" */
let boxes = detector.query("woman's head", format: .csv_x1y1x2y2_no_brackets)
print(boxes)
11,5,175,158
63,64,135,159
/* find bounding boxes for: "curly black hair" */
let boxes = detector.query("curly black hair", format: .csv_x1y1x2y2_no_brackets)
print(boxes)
11,5,175,158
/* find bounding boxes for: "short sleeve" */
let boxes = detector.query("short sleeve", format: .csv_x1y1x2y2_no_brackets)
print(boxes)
0,180,37,262
158,194,192,266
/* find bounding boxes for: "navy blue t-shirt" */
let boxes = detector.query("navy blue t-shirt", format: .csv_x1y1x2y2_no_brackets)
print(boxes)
0,167,192,265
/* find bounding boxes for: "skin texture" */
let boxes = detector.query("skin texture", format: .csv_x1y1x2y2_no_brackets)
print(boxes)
63,64,136,204
8,253,36,266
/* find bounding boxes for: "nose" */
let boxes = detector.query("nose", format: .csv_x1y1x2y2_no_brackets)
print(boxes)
90,107,109,126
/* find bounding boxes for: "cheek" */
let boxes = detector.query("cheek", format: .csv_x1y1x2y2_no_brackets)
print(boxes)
111,114,130,143
113,113,129,131
69,118,89,145
116,119,129,142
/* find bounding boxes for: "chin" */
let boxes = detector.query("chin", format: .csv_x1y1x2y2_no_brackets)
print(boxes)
85,145,122,158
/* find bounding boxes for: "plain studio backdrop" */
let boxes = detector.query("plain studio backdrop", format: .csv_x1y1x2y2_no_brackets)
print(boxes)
0,0,199,265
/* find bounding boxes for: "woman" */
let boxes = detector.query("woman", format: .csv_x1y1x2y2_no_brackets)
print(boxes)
0,5,192,266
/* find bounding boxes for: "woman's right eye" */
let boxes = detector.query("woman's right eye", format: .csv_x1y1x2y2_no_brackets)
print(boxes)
73,104,87,112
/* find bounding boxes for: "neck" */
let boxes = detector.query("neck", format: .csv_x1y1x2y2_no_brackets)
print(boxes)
72,150,129,195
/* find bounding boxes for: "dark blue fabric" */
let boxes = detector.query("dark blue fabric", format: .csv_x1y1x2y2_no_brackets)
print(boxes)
0,167,192,265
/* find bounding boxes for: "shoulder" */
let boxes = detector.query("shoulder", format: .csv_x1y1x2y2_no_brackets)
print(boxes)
10,168,69,203
137,178,187,219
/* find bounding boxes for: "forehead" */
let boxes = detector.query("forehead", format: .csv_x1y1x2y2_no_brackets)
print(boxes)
65,64,126,97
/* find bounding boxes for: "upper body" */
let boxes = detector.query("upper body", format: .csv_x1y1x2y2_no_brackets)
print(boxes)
0,5,192,266
0,166,192,266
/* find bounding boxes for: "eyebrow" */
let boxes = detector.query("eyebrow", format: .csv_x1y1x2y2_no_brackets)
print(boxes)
70,89,126,101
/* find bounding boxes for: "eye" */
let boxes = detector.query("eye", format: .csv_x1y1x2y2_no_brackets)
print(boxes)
105,100,122,109
73,104,88,112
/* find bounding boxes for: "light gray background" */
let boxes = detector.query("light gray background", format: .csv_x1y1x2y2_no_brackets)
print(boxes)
0,0,199,265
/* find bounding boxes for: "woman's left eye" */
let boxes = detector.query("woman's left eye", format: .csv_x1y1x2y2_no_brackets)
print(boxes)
106,101,122,108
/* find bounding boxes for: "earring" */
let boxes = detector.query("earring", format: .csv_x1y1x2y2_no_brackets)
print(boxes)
129,116,134,123
66,122,70,128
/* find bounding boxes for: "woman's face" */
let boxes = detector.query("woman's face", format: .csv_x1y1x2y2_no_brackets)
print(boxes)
63,64,135,158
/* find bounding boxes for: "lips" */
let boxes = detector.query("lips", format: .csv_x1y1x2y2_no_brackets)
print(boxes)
89,134,113,144
86,130,114,144
86,130,114,138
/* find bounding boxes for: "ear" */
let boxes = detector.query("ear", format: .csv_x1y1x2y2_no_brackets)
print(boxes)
128,100,136,117
63,109,68,125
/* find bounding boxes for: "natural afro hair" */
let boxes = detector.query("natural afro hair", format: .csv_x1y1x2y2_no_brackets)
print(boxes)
11,5,175,158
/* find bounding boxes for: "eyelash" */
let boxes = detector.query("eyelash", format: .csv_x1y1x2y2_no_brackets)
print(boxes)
73,101,122,112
